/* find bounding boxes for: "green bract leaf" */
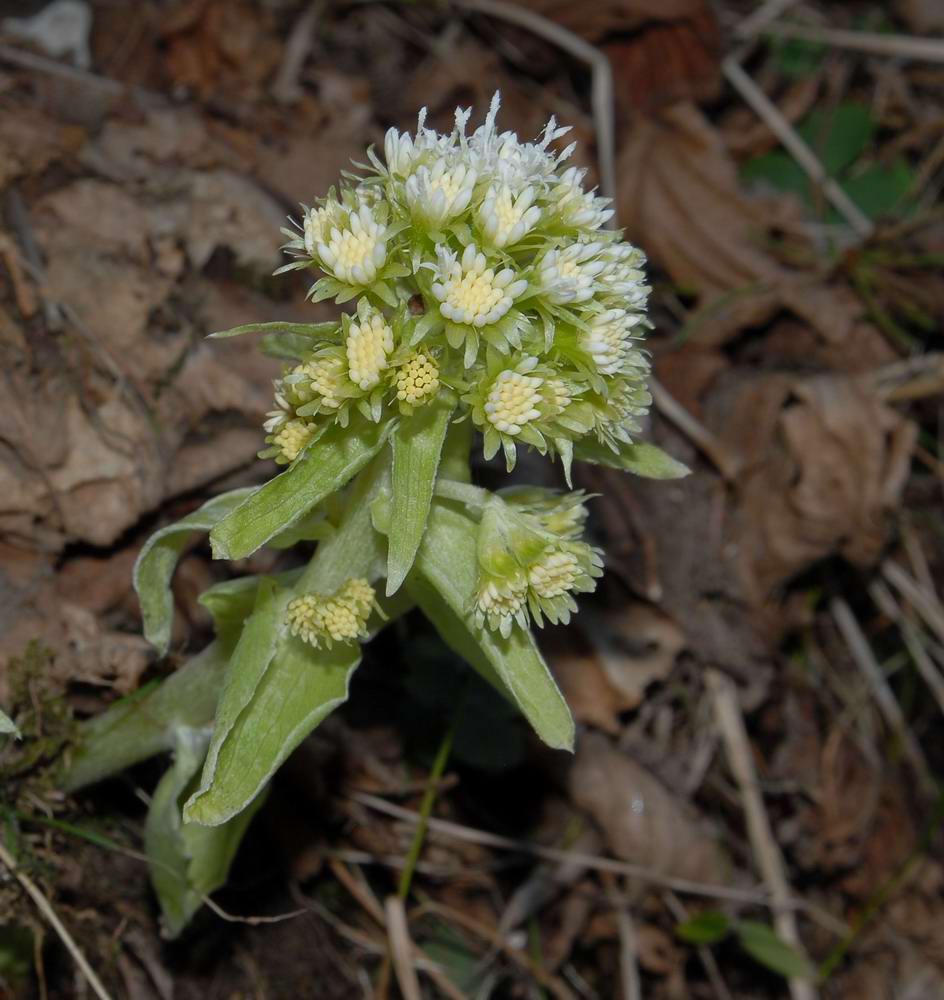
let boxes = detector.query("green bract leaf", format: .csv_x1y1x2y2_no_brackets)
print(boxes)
409,500,575,751
198,569,303,635
209,417,392,561
0,708,20,739
62,639,235,792
575,439,690,479
675,910,731,945
183,579,283,824
208,320,337,340
135,488,254,656
386,400,455,596
184,635,361,826
146,727,264,938
734,921,814,981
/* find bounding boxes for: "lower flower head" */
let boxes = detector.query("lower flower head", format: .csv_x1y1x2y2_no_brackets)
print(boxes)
346,309,394,390
528,548,580,598
474,572,529,638
581,309,643,376
395,352,440,406
484,365,543,435
477,184,541,248
316,204,388,287
272,418,316,464
285,578,376,649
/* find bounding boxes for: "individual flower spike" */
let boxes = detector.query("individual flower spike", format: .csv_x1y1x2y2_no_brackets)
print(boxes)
393,351,440,410
525,541,603,627
474,570,530,638
430,243,528,329
537,242,606,305
548,166,613,231
484,364,543,434
285,578,377,649
315,203,389,287
579,308,646,376
345,304,394,390
271,418,317,464
294,351,348,414
405,159,477,228
477,183,541,248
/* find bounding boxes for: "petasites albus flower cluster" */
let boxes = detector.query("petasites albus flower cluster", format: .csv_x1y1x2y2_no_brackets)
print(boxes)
260,93,657,638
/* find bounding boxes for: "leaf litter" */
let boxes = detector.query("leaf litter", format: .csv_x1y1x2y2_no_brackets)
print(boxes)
0,0,943,997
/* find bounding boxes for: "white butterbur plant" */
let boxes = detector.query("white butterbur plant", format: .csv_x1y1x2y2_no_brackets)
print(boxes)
61,94,687,937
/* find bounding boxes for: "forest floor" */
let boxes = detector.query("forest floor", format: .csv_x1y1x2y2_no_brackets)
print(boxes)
2,0,944,997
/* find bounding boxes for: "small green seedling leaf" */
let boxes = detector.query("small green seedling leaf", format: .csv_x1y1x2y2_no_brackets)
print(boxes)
0,708,20,739
410,499,575,751
575,439,690,479
209,417,392,561
134,488,254,655
675,910,731,945
62,639,235,792
146,727,264,938
386,400,454,595
734,920,815,981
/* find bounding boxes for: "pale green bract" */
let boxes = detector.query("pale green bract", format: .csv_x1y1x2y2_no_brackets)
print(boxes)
61,93,687,933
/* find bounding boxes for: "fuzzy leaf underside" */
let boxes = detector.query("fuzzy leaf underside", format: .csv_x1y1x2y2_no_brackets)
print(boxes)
386,400,455,595
134,488,254,655
209,418,392,561
575,439,690,479
410,500,575,751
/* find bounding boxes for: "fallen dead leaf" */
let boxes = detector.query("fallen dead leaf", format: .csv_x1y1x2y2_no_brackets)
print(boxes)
569,732,728,886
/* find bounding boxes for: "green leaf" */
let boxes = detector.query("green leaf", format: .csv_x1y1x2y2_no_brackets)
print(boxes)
386,401,455,596
198,569,303,635
675,910,731,945
145,728,264,938
840,159,914,222
183,636,361,826
799,103,874,177
210,417,392,561
62,639,235,792
134,488,254,656
575,439,690,479
0,708,20,739
208,320,337,340
184,579,283,823
734,921,814,980
409,500,575,751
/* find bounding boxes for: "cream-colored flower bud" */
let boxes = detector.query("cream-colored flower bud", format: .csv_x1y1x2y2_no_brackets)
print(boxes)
395,352,440,406
346,310,394,390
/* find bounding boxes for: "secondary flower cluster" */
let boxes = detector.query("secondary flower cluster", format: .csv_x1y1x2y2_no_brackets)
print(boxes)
265,93,652,472
285,577,378,649
474,489,602,637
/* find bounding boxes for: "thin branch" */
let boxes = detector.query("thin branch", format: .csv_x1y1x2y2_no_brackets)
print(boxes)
764,21,944,65
0,841,114,1000
707,669,818,1000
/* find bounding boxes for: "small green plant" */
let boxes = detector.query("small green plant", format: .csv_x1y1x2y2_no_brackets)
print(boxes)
61,94,685,935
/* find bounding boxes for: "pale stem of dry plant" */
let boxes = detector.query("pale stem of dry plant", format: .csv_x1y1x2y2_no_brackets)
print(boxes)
706,669,818,1000
733,0,803,40
830,595,935,799
883,559,944,647
764,21,944,64
721,55,874,238
384,896,422,1000
869,580,944,720
0,841,114,1000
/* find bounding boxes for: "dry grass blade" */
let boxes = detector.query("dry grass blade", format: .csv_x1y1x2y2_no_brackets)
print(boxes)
707,669,817,1000
882,560,944,647
0,841,114,1000
764,21,944,64
385,896,422,1000
830,596,935,799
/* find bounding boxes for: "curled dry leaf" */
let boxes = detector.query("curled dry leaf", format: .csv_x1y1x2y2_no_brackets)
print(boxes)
569,732,727,886
551,604,684,733
707,373,917,606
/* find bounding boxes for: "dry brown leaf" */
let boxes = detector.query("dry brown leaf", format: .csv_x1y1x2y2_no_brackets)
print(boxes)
552,604,684,732
618,102,869,349
708,373,917,605
513,0,708,38
569,732,727,885
0,100,83,188
896,0,944,32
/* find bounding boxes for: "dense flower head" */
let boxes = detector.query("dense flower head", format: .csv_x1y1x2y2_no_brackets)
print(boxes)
272,92,651,473
285,577,377,649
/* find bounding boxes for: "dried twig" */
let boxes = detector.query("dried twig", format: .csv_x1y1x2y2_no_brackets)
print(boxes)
706,669,817,1000
272,1,324,104
764,21,944,65
883,560,944,648
0,841,114,1000
830,596,935,799
385,896,422,1000
721,55,874,238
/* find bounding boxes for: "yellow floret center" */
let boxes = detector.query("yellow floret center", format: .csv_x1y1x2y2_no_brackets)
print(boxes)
484,370,543,435
346,313,394,390
395,353,440,405
528,550,580,599
302,357,346,410
272,418,316,463
285,578,376,649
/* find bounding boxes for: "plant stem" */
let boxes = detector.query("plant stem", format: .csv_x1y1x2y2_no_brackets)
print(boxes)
396,726,454,900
